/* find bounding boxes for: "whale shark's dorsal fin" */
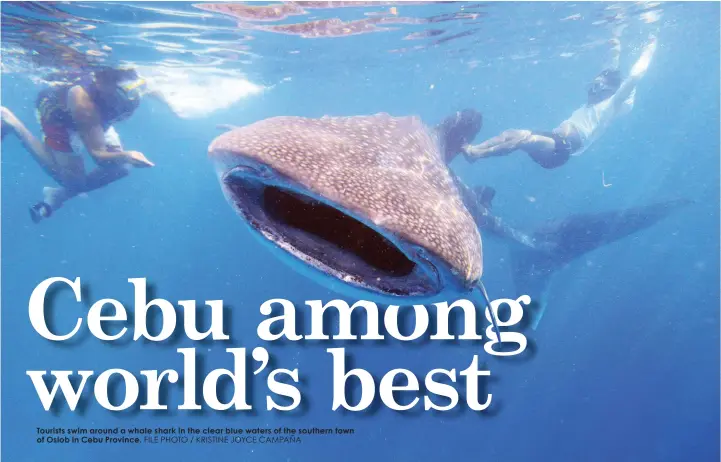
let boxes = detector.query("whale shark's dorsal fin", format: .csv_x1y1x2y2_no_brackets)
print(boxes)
435,109,483,163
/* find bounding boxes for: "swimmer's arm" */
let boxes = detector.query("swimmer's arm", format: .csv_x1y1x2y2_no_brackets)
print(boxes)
144,88,168,104
612,36,657,110
611,77,639,112
143,89,188,119
67,86,133,165
140,78,177,115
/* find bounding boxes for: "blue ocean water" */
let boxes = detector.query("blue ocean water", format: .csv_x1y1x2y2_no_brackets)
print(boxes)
1,2,719,461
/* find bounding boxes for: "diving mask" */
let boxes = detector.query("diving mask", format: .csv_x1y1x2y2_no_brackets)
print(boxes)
116,77,147,102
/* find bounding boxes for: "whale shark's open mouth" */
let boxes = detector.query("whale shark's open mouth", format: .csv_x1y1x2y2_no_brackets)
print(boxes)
222,165,444,297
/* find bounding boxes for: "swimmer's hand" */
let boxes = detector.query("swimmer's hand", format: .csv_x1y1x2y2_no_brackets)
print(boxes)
124,150,155,168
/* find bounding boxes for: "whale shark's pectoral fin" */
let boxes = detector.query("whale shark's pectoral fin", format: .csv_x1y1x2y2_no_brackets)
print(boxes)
509,247,558,329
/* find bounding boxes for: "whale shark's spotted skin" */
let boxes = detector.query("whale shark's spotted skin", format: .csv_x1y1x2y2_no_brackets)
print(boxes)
209,112,483,285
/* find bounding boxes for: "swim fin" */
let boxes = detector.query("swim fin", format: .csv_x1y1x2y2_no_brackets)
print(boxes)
29,202,52,224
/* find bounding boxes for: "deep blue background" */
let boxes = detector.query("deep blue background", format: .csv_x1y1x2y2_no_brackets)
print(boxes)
2,2,719,461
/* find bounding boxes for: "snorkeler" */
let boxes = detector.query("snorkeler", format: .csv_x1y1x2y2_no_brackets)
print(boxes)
462,34,658,169
1,66,156,223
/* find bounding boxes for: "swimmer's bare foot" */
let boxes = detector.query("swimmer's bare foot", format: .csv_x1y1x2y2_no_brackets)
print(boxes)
125,150,154,168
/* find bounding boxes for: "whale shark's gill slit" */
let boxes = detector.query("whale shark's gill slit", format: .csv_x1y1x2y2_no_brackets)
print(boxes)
223,171,443,297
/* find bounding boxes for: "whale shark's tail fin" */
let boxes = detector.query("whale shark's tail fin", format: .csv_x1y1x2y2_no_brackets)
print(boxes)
460,182,692,330
506,197,693,329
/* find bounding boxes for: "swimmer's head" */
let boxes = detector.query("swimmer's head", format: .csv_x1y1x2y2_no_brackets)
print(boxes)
587,69,621,105
94,66,139,86
93,66,147,102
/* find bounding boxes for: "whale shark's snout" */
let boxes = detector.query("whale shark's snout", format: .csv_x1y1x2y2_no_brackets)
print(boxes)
208,114,483,299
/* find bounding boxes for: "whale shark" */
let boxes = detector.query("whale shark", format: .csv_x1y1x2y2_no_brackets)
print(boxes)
208,110,690,329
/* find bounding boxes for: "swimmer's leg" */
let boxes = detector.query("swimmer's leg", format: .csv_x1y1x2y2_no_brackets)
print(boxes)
464,129,556,160
81,165,130,192
29,186,73,223
1,107,59,175
463,129,533,158
521,133,558,155
29,166,129,223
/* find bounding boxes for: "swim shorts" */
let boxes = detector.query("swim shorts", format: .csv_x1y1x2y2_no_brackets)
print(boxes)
527,129,583,169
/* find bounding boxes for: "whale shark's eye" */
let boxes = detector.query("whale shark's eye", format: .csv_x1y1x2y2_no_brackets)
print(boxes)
222,168,443,297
